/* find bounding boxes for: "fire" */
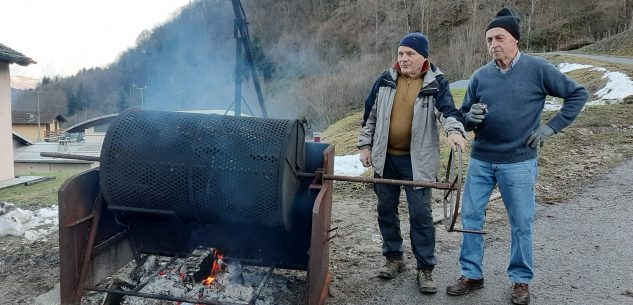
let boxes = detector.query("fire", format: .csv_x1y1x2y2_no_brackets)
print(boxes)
202,249,224,286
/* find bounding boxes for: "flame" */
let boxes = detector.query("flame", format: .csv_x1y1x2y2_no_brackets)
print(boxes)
202,249,223,286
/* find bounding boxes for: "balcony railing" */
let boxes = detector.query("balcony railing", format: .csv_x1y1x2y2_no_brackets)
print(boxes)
44,130,65,142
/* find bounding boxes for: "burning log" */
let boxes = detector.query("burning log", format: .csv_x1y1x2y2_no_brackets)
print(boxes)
186,248,225,283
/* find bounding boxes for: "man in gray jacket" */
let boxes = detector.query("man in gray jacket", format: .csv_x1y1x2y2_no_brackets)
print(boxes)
357,32,467,294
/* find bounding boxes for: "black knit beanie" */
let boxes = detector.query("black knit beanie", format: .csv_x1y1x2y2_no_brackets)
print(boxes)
485,8,521,40
399,32,429,57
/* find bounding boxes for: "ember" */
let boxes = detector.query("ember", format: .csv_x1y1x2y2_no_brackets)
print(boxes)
83,252,307,305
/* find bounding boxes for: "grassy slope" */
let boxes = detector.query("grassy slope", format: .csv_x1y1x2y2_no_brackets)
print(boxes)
539,53,633,104
0,170,83,209
577,29,633,57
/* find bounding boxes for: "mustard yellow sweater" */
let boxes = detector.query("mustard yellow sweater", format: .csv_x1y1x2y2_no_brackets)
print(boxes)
387,74,423,155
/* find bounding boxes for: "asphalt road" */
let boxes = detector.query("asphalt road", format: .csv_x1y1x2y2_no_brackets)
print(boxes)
451,52,633,90
551,51,633,66
358,158,633,305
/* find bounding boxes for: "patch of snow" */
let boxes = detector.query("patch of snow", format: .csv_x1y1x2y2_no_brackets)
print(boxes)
0,204,58,241
586,100,610,106
590,67,607,72
334,154,367,176
558,62,633,105
593,71,633,100
558,63,593,73
544,98,563,111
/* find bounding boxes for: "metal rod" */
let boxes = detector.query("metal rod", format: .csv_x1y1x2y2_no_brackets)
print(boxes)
40,152,100,162
92,230,130,255
297,173,455,190
66,214,95,228
249,266,275,304
72,193,104,303
39,153,454,190
452,228,486,234
84,286,248,305
230,0,267,117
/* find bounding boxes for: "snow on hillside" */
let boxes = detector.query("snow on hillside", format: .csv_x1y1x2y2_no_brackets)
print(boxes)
557,62,633,105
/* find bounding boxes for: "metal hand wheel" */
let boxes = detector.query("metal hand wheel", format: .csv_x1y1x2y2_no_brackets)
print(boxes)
443,148,485,234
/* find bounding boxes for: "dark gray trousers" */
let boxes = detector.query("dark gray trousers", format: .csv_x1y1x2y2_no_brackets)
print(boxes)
374,154,436,270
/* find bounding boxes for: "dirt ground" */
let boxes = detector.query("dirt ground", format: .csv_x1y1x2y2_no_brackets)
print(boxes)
1,104,632,304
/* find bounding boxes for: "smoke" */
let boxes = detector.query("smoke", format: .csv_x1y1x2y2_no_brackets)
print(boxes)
129,1,243,113
12,0,377,126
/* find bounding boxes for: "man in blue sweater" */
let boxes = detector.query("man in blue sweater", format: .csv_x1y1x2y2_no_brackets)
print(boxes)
445,8,588,305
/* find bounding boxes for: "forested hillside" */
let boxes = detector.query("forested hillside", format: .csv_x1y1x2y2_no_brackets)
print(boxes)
13,0,633,128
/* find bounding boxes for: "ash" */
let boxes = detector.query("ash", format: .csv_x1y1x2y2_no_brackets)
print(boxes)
84,255,305,305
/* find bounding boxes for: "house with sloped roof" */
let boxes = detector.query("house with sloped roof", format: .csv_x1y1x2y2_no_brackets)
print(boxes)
12,111,67,142
1,43,35,182
64,113,118,143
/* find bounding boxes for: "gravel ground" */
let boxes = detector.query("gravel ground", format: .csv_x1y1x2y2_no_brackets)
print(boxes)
326,159,633,305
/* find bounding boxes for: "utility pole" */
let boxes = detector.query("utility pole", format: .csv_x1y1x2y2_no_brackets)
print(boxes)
133,84,148,109
35,90,44,142
234,17,243,117
177,90,184,110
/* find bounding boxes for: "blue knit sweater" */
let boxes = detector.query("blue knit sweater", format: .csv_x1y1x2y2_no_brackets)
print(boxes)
461,53,588,163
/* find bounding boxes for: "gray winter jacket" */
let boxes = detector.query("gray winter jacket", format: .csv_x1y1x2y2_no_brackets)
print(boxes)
357,64,465,181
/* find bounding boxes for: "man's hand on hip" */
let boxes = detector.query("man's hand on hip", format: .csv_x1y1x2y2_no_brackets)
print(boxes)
466,103,486,126
359,147,372,167
447,133,467,152
526,125,556,148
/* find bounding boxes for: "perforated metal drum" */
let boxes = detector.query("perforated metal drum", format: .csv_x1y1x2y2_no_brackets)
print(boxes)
99,109,305,229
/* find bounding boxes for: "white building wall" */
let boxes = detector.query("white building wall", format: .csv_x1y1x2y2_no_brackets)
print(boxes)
84,127,106,143
0,63,15,180
14,162,96,175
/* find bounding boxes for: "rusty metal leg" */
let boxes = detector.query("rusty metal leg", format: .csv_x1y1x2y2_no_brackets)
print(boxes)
71,192,105,303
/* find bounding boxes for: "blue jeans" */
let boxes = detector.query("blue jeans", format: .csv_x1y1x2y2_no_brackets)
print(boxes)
374,154,436,270
459,158,538,283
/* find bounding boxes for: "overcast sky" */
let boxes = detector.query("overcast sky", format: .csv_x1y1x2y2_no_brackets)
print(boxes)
1,0,192,79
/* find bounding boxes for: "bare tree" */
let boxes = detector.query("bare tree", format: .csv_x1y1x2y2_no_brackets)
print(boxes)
375,0,379,56
526,0,539,52
404,0,416,32
420,0,427,33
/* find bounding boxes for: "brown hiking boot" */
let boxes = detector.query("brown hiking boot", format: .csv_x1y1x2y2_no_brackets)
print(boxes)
416,269,437,294
377,259,405,279
446,276,484,296
511,283,530,304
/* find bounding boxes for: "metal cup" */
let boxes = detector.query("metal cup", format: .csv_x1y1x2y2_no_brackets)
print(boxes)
478,103,488,114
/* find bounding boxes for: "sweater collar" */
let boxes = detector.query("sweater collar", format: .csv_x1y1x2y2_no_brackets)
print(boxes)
494,51,522,73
